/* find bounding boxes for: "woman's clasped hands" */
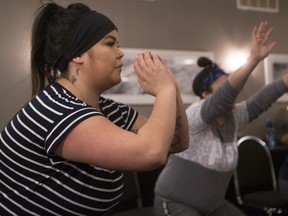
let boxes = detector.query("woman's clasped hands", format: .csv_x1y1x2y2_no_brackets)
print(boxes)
134,52,178,97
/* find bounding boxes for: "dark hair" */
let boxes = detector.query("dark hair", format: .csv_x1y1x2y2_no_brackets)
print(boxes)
192,57,227,98
197,56,213,68
31,1,91,96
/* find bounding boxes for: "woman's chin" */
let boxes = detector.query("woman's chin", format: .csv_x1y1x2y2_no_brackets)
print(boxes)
112,77,121,86
104,78,121,91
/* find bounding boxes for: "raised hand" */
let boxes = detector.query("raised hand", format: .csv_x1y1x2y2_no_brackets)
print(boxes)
133,52,177,96
250,21,277,62
228,21,277,91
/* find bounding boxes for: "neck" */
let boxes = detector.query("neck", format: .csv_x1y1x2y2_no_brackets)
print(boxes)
56,77,100,109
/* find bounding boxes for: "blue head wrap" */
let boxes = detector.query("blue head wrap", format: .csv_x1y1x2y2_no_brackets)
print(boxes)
193,65,227,97
200,66,227,92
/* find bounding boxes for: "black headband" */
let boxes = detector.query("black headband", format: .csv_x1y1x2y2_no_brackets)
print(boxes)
56,11,117,72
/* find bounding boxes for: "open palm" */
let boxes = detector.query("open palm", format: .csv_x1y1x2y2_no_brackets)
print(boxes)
250,21,276,61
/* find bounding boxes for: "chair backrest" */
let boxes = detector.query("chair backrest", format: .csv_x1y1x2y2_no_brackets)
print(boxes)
114,172,143,212
111,172,156,216
234,135,278,204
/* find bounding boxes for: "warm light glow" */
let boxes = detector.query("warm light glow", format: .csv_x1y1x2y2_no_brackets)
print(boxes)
223,50,248,73
181,59,195,65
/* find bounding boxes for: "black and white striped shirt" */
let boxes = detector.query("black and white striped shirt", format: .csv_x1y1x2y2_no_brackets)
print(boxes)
0,82,138,215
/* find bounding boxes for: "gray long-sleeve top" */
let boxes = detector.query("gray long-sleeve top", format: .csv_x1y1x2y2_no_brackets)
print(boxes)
177,78,288,172
155,78,288,214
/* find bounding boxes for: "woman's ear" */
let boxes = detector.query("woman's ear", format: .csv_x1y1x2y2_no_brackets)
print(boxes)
72,56,84,64
201,90,211,99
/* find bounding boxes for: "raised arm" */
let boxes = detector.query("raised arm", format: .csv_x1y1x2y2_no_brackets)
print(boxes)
169,89,189,153
55,52,182,171
133,52,188,152
228,21,276,91
132,53,189,153
132,89,189,154
162,56,189,153
133,52,178,155
246,72,288,121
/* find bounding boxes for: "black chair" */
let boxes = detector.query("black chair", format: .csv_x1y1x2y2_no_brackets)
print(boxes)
234,135,288,216
111,172,154,216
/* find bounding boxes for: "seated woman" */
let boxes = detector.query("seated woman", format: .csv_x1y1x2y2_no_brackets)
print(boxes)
154,21,288,216
0,2,189,215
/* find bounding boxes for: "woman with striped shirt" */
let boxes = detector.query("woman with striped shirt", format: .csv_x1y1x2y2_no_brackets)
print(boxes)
0,2,189,215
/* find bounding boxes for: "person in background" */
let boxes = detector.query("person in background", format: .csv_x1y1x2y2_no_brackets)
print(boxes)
154,21,288,216
0,1,189,215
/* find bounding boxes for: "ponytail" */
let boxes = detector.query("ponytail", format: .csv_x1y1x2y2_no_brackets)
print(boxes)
30,1,91,97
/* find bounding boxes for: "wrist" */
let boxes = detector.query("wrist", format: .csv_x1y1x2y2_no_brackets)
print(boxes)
157,86,177,98
246,55,261,65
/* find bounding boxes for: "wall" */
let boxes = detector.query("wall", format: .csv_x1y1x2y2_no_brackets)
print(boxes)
0,0,288,139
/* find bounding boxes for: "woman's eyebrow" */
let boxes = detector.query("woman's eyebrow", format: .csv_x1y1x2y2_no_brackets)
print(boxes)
104,35,117,42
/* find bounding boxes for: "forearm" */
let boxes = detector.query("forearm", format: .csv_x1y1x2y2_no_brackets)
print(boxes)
228,57,259,91
169,90,189,153
247,77,288,121
137,87,177,155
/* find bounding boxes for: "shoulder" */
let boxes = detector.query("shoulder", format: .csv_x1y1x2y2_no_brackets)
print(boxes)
99,96,135,113
37,83,101,116
99,96,138,129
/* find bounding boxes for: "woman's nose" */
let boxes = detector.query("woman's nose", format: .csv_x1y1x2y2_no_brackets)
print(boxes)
118,48,124,59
